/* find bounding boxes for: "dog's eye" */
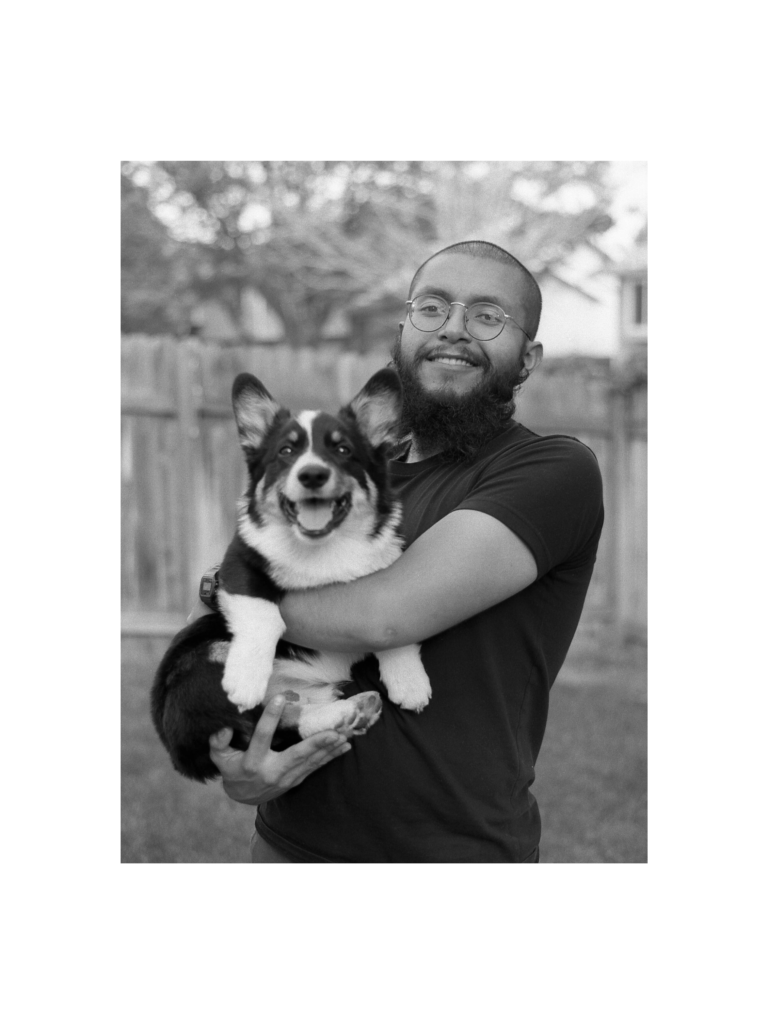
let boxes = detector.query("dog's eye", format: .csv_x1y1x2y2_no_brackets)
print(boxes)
335,444,351,456
279,445,294,456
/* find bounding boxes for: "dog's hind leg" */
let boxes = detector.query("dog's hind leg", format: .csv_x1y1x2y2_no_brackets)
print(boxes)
293,691,383,739
265,652,382,738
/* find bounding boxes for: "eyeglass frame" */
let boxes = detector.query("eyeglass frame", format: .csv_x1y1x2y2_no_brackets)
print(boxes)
405,295,532,343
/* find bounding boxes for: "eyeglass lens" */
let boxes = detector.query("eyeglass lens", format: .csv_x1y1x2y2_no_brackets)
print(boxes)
409,295,507,340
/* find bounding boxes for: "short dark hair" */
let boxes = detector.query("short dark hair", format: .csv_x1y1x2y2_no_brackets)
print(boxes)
408,240,542,341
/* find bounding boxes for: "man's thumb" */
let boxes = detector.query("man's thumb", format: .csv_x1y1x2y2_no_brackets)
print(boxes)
209,727,233,750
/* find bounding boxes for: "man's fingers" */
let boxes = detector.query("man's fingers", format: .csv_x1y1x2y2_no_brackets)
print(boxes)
279,730,347,769
302,734,350,764
257,730,350,791
208,727,236,771
281,740,352,789
285,735,352,776
244,696,288,760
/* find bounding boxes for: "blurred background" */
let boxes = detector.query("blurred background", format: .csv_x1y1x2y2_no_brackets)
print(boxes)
121,160,647,863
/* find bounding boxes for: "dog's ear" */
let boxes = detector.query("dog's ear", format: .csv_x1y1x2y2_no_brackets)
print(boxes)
344,367,402,449
232,373,281,450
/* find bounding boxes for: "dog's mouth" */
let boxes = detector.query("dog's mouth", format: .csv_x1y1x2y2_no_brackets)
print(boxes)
279,493,352,538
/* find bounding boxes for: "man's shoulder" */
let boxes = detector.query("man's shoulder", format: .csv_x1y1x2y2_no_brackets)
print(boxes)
484,421,601,471
464,423,604,572
471,423,604,513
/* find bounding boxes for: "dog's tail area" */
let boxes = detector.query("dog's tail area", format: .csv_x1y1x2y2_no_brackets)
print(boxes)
150,614,260,783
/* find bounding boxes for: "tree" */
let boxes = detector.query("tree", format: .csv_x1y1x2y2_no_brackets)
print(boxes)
121,161,616,344
120,171,198,335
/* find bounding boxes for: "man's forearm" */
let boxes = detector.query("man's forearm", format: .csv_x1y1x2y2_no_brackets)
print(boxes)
280,572,400,652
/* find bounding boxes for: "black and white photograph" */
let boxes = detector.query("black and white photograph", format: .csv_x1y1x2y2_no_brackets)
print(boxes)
121,160,647,864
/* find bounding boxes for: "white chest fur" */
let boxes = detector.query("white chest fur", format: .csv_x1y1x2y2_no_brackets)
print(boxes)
237,507,405,590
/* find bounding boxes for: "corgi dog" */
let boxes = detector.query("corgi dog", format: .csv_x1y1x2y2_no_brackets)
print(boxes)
151,368,431,782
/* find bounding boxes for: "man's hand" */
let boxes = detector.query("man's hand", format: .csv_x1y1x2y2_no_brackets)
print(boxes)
209,695,351,805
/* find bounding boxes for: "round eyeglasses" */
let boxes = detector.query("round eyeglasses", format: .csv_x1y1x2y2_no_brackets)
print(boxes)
406,294,531,342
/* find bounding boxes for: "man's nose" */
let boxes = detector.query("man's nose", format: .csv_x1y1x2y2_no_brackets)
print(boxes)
438,303,469,341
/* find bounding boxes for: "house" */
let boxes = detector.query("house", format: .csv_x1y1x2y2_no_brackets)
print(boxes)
615,223,648,362
190,287,285,344
536,268,620,359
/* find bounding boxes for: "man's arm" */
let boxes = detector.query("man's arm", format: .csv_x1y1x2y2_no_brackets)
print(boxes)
280,509,538,652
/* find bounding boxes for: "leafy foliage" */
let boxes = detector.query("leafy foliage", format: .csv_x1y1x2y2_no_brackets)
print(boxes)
121,161,616,345
120,173,198,335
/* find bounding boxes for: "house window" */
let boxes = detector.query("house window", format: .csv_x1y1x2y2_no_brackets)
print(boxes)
634,281,647,326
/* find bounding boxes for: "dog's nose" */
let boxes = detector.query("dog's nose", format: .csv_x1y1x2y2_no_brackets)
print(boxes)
298,464,331,490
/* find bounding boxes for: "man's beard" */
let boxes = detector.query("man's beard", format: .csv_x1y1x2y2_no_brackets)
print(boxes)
390,336,529,462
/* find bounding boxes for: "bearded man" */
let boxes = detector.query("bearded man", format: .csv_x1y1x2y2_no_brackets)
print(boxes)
205,240,604,863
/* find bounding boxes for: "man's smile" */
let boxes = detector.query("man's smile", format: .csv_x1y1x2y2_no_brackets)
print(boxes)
422,348,483,370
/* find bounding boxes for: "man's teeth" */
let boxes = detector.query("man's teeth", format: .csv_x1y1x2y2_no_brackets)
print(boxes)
431,356,475,367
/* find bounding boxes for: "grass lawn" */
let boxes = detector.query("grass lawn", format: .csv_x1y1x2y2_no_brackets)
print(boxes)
536,674,647,863
122,637,254,862
122,637,646,863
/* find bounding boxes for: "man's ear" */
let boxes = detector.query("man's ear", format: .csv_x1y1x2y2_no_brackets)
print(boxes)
231,373,281,450
523,340,543,374
344,367,402,449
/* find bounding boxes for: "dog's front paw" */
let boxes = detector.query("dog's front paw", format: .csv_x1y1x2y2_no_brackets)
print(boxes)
221,648,271,712
216,592,285,711
376,645,432,713
385,679,432,713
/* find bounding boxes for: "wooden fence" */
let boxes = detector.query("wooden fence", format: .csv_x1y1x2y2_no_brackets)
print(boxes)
121,336,646,647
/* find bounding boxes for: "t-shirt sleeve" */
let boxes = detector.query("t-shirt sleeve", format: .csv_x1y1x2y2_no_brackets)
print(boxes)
456,435,604,577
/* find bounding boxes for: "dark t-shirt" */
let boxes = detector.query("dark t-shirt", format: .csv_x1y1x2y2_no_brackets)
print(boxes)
256,421,604,862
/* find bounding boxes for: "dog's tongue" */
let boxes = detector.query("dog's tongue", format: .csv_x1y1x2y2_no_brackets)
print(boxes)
297,501,334,532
